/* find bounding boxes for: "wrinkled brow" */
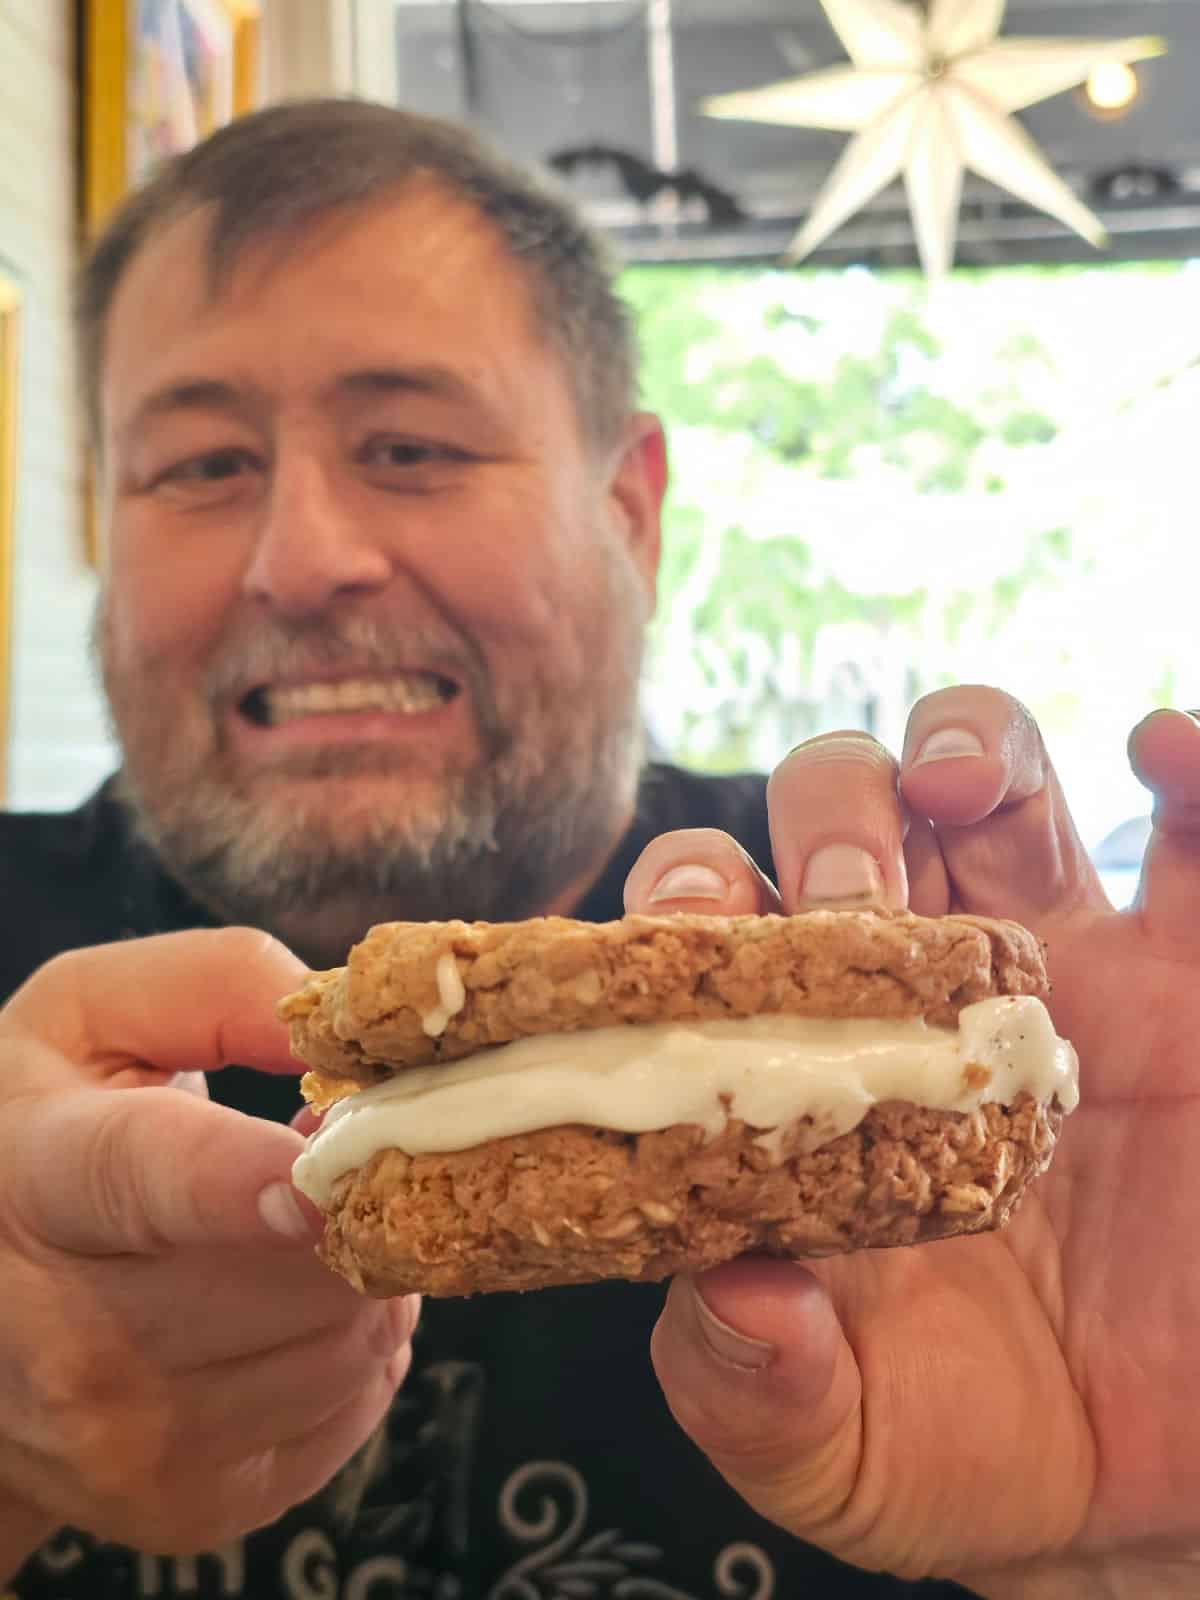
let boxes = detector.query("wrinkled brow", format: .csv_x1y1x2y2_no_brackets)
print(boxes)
332,366,481,407
117,364,492,448
118,378,259,445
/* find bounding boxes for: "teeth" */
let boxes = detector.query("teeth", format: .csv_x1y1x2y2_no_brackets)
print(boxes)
263,675,450,725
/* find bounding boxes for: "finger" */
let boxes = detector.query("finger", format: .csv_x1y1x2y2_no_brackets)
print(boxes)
899,687,1105,923
291,1104,323,1138
765,734,907,913
12,1086,321,1254
87,1241,390,1371
1127,708,1200,946
3,928,308,1090
903,816,952,917
21,1298,417,1534
91,1368,402,1557
651,1260,864,1542
254,1367,405,1536
653,1247,1091,1578
177,1298,418,1459
624,829,781,915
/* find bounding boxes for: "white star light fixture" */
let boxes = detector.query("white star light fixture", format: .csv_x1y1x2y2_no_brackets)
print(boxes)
703,0,1166,276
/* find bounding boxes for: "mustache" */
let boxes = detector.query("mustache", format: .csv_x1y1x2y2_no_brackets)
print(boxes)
200,613,486,705
93,594,513,767
197,611,512,764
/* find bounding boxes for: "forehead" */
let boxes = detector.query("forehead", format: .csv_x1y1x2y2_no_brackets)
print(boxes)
102,183,565,421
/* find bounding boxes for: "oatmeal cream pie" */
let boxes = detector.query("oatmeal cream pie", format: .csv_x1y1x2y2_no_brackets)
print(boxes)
280,909,1079,1297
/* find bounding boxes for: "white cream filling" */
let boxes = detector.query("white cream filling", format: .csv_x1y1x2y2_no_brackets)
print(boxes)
292,995,1078,1207
421,951,468,1038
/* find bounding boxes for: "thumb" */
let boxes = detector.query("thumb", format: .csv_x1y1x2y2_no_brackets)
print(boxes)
10,1085,320,1255
650,1259,865,1547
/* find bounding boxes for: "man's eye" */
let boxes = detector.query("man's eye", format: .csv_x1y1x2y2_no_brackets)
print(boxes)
148,448,262,506
363,439,466,470
164,449,257,483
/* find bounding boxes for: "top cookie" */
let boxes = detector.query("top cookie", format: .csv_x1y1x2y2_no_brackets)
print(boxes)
280,909,1047,1105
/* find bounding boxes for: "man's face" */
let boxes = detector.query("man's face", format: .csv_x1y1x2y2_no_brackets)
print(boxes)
97,184,663,961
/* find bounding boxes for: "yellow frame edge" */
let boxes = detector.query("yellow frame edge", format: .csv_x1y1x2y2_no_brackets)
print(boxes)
82,0,128,237
80,0,261,566
0,276,21,805
83,0,260,235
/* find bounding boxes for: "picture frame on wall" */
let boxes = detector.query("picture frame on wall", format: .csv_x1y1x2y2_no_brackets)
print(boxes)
78,0,261,562
0,271,21,805
82,0,262,235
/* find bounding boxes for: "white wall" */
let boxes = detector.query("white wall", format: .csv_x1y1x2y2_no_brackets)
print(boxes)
0,1,374,812
1,1,116,811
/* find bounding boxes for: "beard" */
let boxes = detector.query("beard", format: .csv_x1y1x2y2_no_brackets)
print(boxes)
96,547,649,967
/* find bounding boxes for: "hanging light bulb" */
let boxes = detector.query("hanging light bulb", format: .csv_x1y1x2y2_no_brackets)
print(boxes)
1085,61,1140,114
701,0,1165,277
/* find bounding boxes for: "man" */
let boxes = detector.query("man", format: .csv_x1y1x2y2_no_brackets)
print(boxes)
2,97,1200,1599
0,95,881,1599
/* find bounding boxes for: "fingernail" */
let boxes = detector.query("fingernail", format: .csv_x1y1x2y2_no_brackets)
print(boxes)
912,727,985,765
686,1279,774,1372
1185,709,1200,724
799,843,884,907
168,1070,209,1098
647,863,729,905
258,1181,315,1242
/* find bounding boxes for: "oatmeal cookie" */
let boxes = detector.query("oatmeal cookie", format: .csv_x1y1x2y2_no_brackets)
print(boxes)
281,908,1046,1109
318,1097,1062,1298
283,910,1076,1297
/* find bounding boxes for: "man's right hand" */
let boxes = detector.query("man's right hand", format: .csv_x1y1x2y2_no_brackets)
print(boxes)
0,929,417,1570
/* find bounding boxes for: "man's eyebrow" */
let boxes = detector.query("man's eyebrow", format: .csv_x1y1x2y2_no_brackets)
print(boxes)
117,366,491,443
334,367,482,407
119,379,257,440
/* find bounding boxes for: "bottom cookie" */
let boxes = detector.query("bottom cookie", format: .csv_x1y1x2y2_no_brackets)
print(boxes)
317,1095,1062,1297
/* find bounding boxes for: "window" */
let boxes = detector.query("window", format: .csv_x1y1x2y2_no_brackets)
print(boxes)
364,0,1200,899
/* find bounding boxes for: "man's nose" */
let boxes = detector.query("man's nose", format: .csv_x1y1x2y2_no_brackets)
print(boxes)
241,451,394,617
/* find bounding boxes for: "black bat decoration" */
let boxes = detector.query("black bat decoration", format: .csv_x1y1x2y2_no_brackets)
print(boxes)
549,143,747,226
1090,163,1179,205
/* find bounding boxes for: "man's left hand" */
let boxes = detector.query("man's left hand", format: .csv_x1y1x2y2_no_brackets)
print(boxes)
624,688,1200,1596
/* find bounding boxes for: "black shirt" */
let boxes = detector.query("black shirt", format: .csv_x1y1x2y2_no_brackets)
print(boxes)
3,767,977,1600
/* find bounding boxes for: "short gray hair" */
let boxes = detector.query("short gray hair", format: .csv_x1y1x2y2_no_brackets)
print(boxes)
77,97,639,451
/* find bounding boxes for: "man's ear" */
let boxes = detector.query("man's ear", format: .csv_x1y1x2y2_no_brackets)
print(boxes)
607,411,667,607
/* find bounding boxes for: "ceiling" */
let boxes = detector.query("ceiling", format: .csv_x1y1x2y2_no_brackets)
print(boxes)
390,0,1200,267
